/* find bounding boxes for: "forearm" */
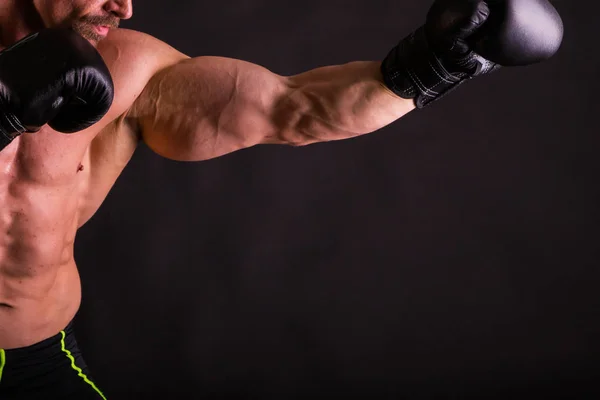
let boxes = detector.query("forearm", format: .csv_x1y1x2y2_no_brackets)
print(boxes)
277,61,415,145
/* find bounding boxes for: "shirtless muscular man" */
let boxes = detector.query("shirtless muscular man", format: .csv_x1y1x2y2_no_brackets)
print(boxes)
0,0,563,398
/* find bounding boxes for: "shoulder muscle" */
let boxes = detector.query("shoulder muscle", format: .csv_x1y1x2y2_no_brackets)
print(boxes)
97,28,189,122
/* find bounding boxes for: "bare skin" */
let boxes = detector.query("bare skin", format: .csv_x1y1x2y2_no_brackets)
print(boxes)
0,0,415,349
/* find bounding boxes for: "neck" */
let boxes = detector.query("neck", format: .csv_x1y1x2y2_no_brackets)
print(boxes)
0,1,45,49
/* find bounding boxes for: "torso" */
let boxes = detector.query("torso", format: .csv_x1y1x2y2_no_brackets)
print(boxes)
0,27,184,349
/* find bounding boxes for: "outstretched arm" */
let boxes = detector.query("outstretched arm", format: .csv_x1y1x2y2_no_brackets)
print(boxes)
128,0,562,162
129,55,414,161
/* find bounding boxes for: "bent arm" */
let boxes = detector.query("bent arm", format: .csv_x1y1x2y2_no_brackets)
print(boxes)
129,55,415,162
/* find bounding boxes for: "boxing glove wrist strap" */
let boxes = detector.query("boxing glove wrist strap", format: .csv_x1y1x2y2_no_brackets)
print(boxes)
385,26,506,109
0,98,27,150
382,27,476,109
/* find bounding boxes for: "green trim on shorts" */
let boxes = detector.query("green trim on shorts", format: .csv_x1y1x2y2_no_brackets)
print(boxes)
0,348,5,383
60,330,107,400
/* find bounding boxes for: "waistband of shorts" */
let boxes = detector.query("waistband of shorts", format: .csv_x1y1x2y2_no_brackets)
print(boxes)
2,320,74,359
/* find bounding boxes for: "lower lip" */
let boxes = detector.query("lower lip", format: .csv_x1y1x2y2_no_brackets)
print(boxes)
95,26,109,36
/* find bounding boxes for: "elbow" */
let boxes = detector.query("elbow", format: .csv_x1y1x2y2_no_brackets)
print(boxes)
275,120,326,147
273,80,361,146
287,121,327,147
272,86,326,147
277,115,353,147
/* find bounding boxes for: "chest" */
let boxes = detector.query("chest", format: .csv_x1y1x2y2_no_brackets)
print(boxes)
0,127,95,185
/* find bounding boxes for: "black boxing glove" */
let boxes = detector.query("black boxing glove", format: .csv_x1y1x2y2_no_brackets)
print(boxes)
381,0,564,108
0,28,114,150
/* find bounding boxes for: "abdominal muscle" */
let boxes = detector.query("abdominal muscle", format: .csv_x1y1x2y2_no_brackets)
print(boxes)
0,261,82,350
0,131,94,350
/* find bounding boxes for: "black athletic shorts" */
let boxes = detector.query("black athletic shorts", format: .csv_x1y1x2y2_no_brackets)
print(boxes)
0,321,107,400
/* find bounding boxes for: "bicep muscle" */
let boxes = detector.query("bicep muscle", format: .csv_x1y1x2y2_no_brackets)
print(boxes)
130,56,292,161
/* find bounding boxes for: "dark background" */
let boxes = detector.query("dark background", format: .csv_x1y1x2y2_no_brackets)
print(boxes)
74,1,599,398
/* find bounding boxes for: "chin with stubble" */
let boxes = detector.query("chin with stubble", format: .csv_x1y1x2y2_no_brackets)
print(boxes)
72,14,119,43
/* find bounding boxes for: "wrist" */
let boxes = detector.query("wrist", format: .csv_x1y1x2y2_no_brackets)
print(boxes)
381,27,466,109
381,27,500,109
0,98,27,141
